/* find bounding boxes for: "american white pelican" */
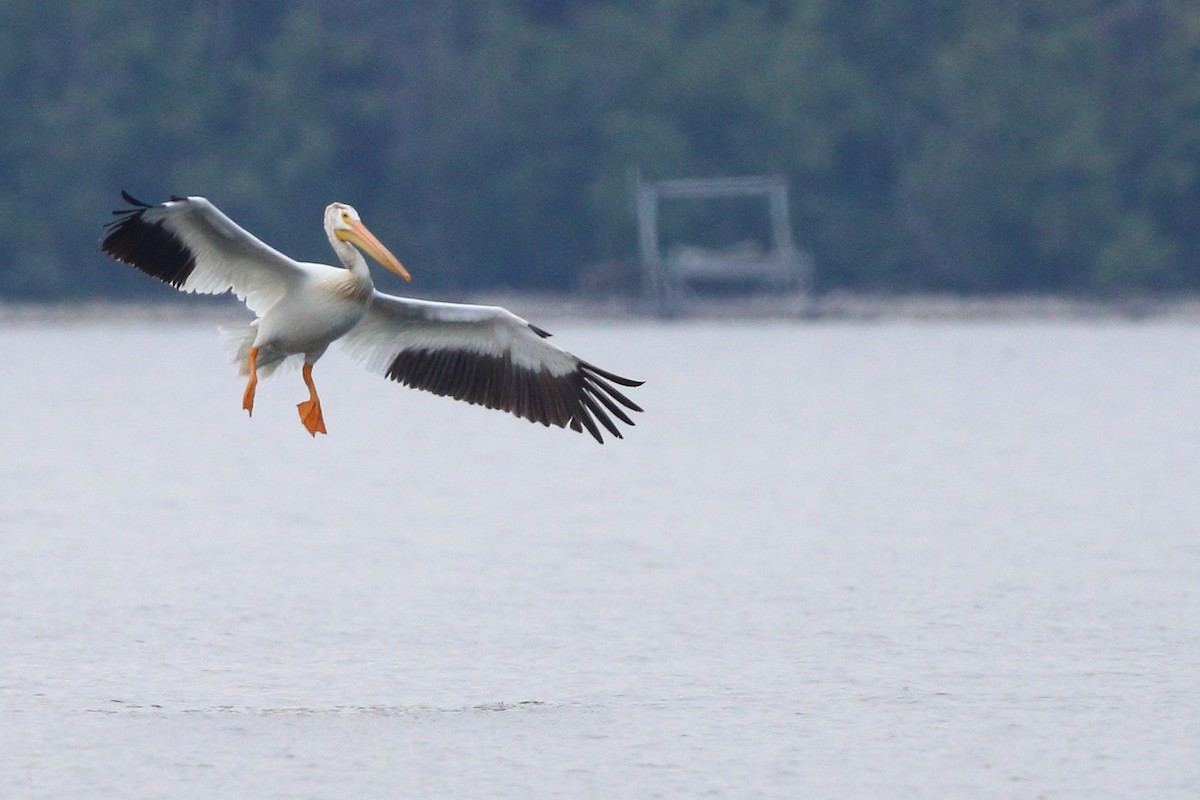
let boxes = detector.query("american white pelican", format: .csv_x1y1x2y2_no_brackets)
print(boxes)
100,192,643,441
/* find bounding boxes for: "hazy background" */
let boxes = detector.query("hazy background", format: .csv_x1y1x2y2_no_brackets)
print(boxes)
6,5,1200,796
3,0,1199,301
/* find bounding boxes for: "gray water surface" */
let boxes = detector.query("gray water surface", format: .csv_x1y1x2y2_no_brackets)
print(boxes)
2,318,1199,798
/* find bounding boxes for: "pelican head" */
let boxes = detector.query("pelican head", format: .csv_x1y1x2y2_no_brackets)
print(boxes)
325,202,411,282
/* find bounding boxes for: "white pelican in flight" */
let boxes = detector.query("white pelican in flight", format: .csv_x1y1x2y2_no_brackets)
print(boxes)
100,192,643,441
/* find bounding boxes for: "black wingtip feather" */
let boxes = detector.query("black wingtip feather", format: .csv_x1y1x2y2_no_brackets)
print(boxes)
101,192,197,289
383,346,643,443
580,391,623,440
582,369,643,414
573,403,605,443
586,380,636,426
581,360,644,387
119,189,152,208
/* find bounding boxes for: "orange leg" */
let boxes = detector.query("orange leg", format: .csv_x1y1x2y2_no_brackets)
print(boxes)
296,363,327,436
242,347,259,416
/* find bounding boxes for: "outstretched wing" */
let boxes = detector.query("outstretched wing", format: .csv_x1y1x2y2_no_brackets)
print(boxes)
341,293,644,443
100,191,305,314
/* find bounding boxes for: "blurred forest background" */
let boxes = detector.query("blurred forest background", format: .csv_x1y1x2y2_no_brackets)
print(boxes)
2,0,1199,300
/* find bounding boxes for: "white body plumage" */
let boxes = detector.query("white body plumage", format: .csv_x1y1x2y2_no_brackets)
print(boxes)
101,193,643,440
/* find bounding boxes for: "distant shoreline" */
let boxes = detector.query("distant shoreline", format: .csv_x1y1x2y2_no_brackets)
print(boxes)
6,292,1200,323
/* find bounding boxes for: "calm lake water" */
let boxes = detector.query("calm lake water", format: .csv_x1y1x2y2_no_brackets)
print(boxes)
2,315,1199,798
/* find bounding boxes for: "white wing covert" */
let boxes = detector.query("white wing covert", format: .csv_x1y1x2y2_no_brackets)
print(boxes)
101,192,303,314
342,293,643,442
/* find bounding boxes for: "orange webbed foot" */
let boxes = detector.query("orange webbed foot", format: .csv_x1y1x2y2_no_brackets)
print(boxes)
297,398,327,436
297,362,327,436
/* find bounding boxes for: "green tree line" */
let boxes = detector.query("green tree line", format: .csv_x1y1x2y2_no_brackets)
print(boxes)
2,0,1198,299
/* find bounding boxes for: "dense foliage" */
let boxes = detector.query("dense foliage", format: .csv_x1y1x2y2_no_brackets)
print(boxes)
2,0,1198,299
